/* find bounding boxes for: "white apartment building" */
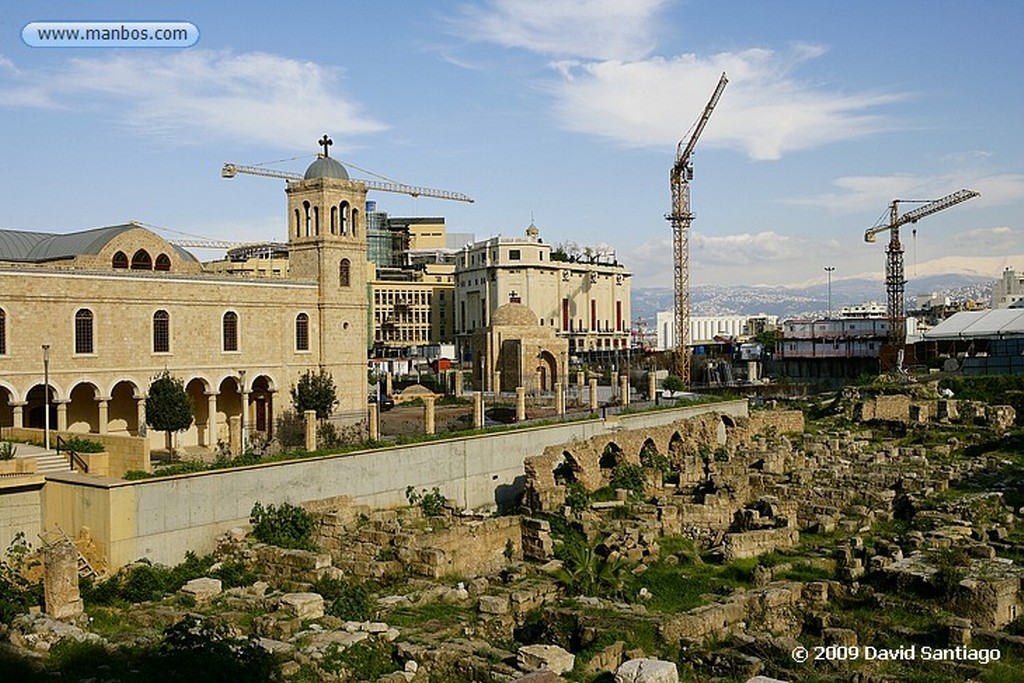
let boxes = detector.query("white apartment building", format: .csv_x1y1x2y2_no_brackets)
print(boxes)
454,224,631,359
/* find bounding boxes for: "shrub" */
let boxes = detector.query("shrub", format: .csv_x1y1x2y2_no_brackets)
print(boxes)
275,411,307,450
157,615,276,681
565,482,590,514
320,638,397,680
59,436,106,453
313,576,373,621
250,501,316,550
609,463,646,501
405,486,446,517
0,533,42,624
0,441,15,461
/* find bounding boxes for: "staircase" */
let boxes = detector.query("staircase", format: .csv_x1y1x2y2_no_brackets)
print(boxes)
14,444,71,474
39,524,98,579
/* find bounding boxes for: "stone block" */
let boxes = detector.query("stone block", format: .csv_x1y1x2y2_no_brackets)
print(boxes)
181,577,222,602
279,592,325,620
518,644,575,675
479,595,510,614
615,658,679,683
822,628,857,646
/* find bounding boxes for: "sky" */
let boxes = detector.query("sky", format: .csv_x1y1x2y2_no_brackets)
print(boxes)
1,0,1022,289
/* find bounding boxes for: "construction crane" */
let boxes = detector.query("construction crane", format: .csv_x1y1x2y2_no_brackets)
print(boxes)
864,188,979,345
221,138,474,204
667,72,728,386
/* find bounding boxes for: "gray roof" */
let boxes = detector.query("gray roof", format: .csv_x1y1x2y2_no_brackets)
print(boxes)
304,155,349,181
924,309,1024,339
0,223,198,263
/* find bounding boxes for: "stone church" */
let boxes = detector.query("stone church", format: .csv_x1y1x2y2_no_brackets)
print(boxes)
0,141,369,452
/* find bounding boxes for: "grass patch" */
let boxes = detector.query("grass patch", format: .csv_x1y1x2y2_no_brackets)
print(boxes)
386,602,468,628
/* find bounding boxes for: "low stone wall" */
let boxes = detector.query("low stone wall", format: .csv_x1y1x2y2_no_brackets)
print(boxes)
748,410,805,435
661,581,805,644
0,476,45,552
721,527,800,561
6,427,149,477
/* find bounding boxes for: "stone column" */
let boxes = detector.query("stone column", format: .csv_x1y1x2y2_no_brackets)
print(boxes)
424,396,436,435
385,373,393,398
620,375,630,407
135,393,147,437
555,382,564,416
44,540,83,621
474,391,483,429
303,410,317,451
55,400,69,432
229,415,242,455
205,392,219,447
96,397,110,435
454,370,464,398
589,379,598,412
10,401,26,428
368,403,379,441
492,370,502,400
577,371,585,389
516,387,526,422
610,372,619,401
648,373,657,403
240,389,249,454
533,369,543,397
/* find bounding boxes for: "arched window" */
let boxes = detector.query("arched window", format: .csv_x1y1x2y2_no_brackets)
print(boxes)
339,259,351,287
153,310,170,353
154,253,171,271
112,251,128,269
131,249,152,270
293,208,301,238
222,311,238,352
330,206,337,235
295,313,310,351
75,309,94,354
0,308,6,355
351,208,359,236
303,201,312,237
339,201,349,234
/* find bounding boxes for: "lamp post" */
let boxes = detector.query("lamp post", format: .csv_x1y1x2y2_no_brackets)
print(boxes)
42,345,50,450
824,266,835,319
238,369,246,455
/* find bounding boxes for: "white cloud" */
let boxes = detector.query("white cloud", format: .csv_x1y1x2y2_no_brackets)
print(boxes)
0,50,386,149
549,48,902,160
454,0,667,61
793,172,1024,214
622,230,843,287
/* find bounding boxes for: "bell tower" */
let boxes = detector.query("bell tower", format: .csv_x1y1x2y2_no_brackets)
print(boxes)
286,135,368,414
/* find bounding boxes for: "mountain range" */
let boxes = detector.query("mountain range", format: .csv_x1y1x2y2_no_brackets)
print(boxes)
631,273,995,324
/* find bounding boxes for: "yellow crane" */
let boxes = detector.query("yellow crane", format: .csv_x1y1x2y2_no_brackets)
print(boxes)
221,137,474,204
864,188,979,346
667,72,728,386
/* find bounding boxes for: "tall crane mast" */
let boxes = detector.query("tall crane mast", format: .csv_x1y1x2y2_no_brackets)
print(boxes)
864,188,979,345
667,72,728,386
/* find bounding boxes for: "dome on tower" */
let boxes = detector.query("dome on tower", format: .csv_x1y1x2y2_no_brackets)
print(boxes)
304,155,350,181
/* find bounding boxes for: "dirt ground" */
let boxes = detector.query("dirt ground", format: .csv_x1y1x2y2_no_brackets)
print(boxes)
378,401,565,437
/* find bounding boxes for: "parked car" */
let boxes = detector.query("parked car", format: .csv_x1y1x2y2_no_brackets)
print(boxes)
484,406,521,424
368,395,395,411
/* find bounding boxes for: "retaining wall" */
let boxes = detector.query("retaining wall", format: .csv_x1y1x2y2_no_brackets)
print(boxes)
33,400,747,570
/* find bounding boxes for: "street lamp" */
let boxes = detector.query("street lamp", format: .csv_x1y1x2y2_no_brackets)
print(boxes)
238,369,246,455
824,266,835,319
42,345,50,450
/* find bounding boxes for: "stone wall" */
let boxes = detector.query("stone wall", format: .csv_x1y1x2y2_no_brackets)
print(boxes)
6,427,149,476
0,478,44,555
661,582,805,644
721,528,800,561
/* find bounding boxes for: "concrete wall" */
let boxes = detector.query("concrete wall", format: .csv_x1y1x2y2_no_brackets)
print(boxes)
38,400,747,570
0,477,45,552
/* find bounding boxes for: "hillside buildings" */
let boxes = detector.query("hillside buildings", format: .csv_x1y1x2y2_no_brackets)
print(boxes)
992,267,1024,309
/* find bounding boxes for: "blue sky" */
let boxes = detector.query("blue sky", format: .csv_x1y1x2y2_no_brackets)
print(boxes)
1,0,1021,288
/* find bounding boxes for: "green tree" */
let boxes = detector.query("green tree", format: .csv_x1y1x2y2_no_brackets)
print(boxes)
145,371,193,450
662,374,685,394
291,369,338,420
